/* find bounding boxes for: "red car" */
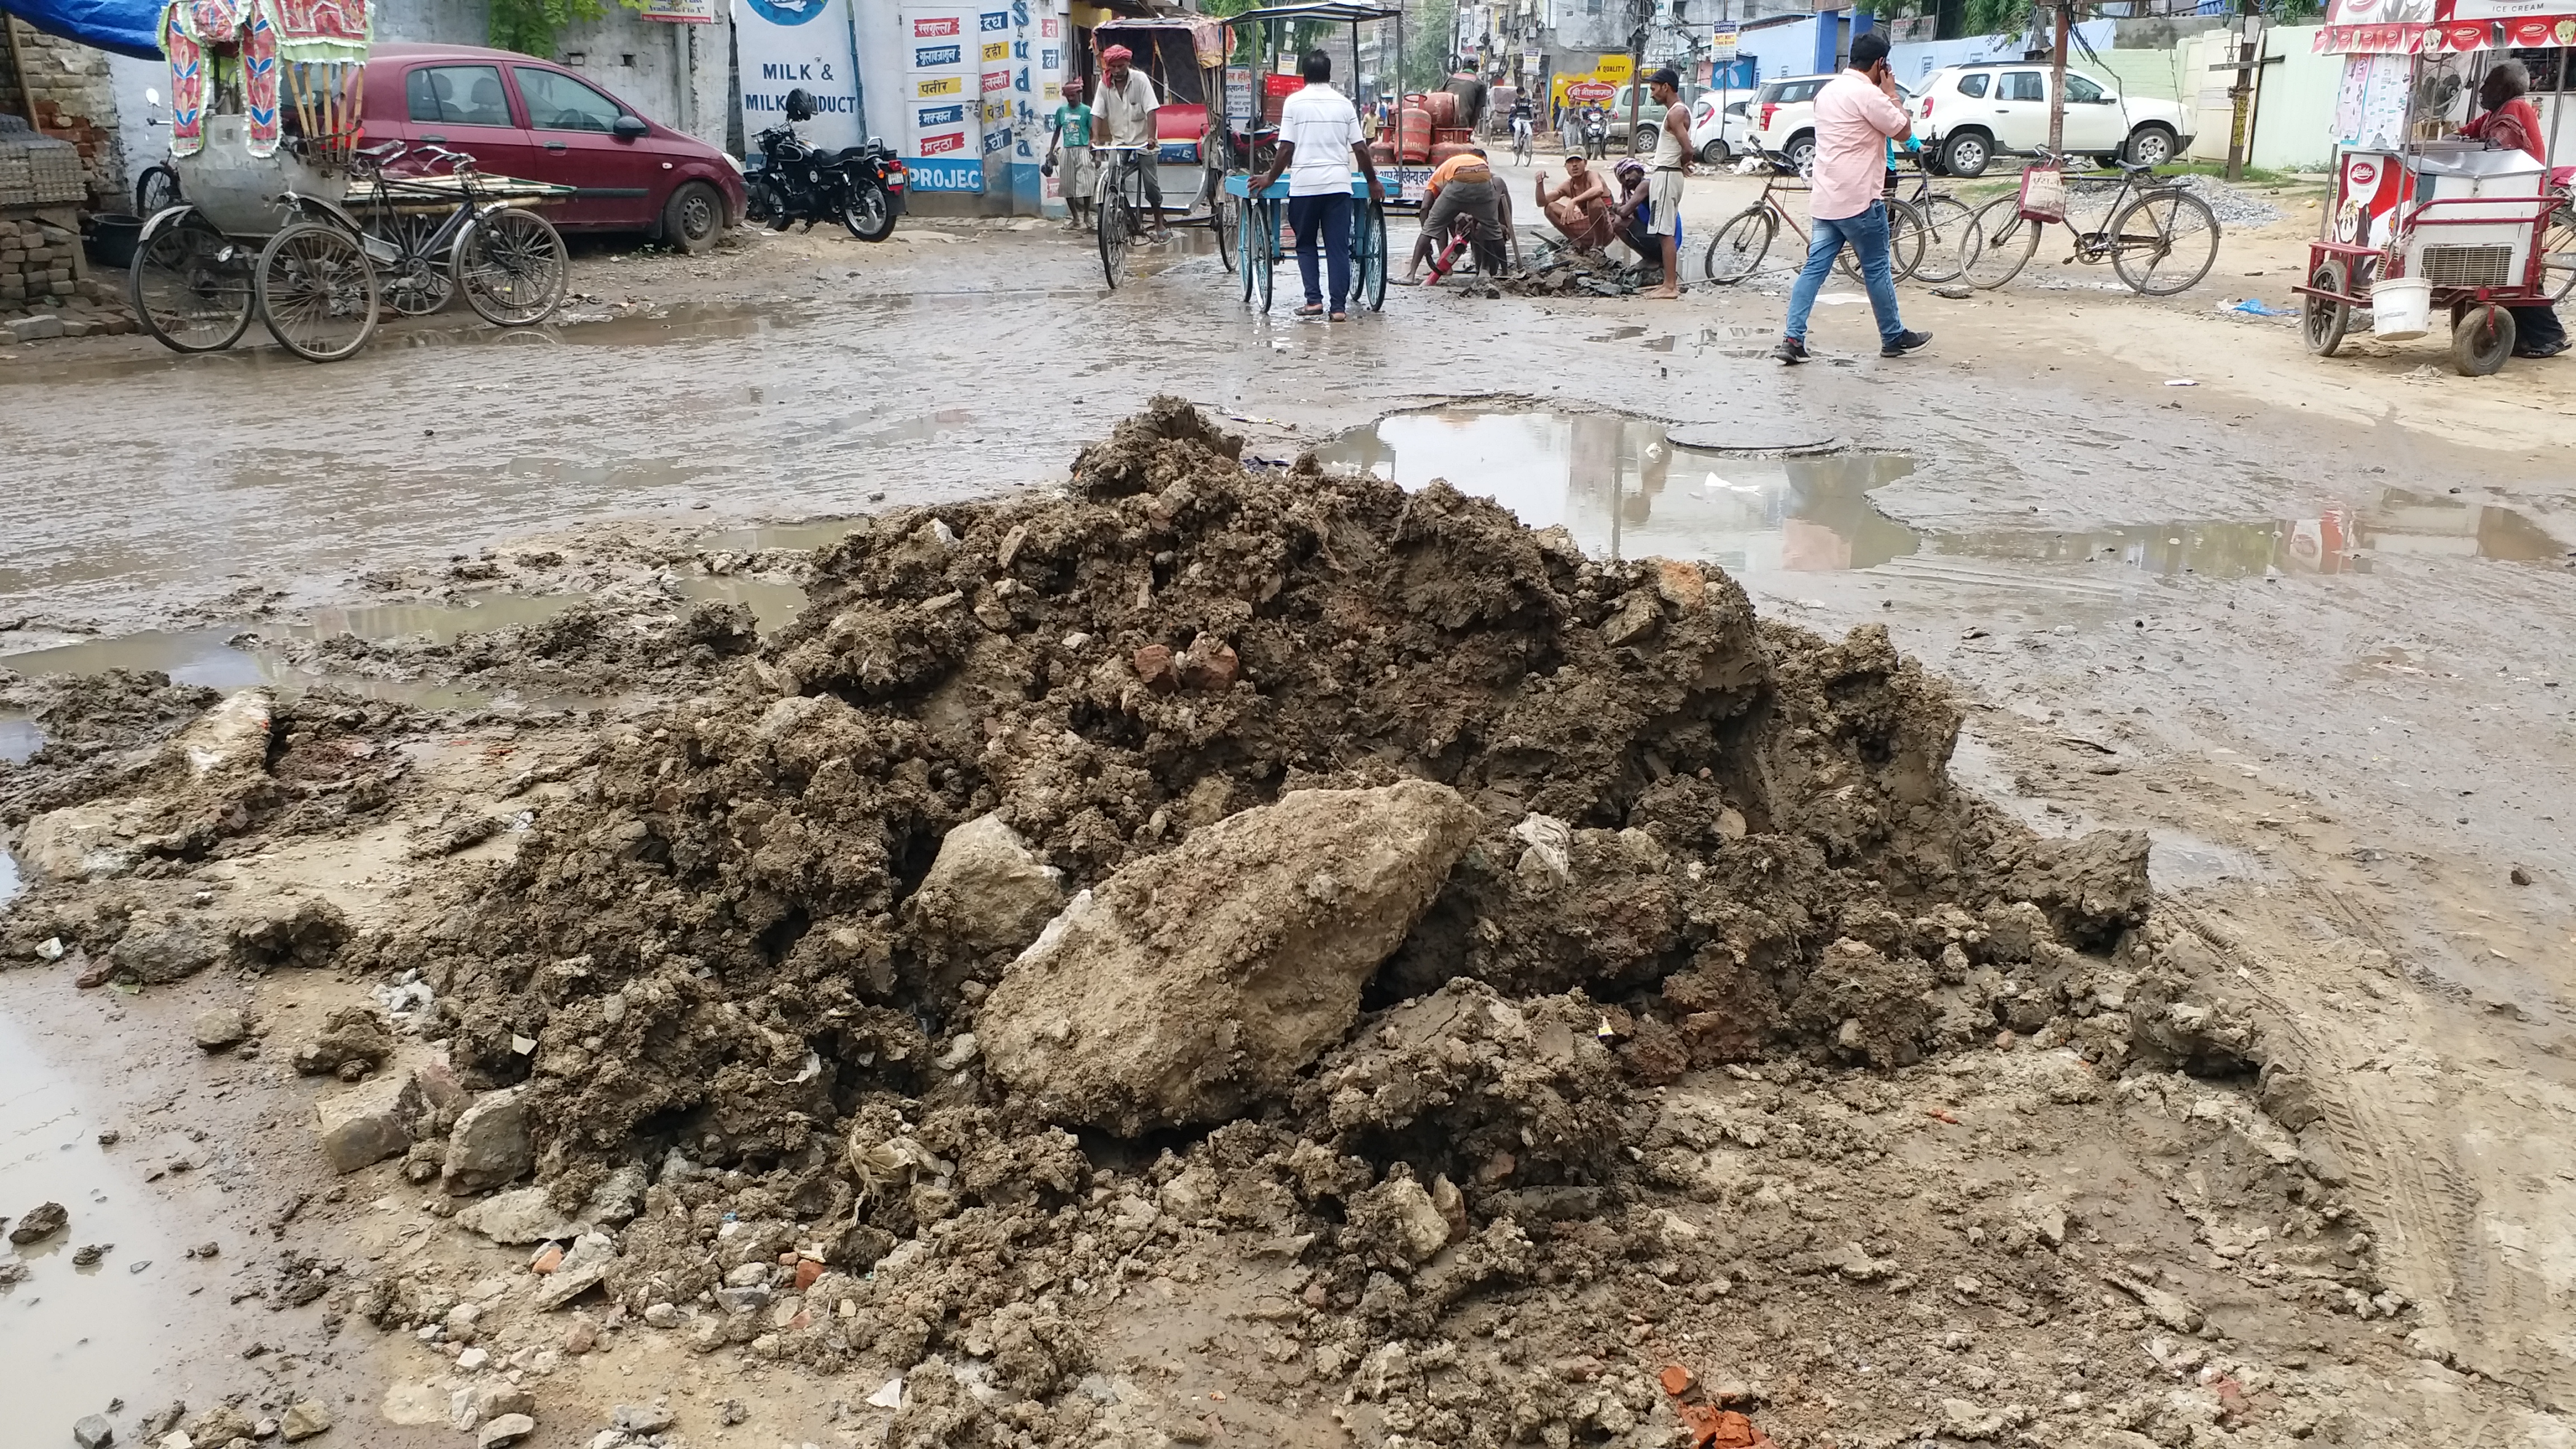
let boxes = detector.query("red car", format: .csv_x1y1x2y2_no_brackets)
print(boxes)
361,42,745,252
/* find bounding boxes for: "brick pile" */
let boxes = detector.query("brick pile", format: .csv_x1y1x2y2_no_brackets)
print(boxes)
0,217,137,340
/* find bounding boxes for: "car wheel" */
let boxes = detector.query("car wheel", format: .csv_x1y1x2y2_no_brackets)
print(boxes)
1940,130,1991,178
662,179,723,254
1699,139,1729,165
1629,128,1654,155
2125,125,2177,168
1786,134,1816,175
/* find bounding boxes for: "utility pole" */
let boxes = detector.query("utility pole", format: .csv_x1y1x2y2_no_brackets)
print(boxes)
2214,4,2281,181
2045,0,2070,155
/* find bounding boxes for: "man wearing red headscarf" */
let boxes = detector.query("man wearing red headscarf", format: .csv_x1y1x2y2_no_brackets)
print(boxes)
1095,43,1165,235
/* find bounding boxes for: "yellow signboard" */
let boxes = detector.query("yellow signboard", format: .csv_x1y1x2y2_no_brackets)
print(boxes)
1593,53,1633,83
916,74,965,97
981,39,1009,61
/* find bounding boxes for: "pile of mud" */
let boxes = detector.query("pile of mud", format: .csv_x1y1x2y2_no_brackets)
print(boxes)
292,399,2189,1442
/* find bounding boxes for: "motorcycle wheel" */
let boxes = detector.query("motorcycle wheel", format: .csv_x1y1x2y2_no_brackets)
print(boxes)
842,182,897,243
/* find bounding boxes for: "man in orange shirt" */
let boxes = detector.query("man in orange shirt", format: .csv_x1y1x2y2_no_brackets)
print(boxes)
1398,146,1512,283
1771,33,1930,362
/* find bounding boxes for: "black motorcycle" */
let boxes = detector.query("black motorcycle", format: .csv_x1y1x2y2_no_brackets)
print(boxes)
746,88,906,243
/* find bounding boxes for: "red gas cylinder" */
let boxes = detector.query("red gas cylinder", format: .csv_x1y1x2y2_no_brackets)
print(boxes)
1397,106,1432,162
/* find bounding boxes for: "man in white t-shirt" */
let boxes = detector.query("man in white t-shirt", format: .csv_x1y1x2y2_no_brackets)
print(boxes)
1093,45,1164,235
1249,50,1385,320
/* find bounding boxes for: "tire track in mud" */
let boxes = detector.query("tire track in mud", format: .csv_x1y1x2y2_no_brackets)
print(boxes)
2176,897,2576,1413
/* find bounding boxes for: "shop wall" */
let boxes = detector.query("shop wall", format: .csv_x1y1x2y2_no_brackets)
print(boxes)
1732,17,1816,84
2,16,129,205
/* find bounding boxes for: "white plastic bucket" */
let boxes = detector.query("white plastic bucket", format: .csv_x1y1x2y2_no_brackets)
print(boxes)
2373,276,2432,340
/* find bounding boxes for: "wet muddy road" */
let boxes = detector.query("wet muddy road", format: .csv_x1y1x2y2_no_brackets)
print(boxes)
8,206,2576,1420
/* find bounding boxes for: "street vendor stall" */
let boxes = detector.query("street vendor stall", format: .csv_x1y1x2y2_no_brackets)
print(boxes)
2296,0,2576,372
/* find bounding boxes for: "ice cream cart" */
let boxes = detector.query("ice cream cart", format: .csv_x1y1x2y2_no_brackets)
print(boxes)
2294,0,2575,373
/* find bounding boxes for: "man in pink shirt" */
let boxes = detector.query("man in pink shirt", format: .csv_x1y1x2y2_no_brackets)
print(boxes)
1773,33,1931,363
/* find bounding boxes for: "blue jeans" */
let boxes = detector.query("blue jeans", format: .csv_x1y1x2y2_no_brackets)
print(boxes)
1288,191,1353,311
1784,201,1906,348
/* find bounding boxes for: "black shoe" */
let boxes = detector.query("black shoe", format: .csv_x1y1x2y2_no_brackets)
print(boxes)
2513,339,2569,359
1881,329,1933,357
1772,336,1810,364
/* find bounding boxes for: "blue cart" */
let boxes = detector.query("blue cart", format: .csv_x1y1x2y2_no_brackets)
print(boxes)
1223,172,1395,314
1214,1,1406,315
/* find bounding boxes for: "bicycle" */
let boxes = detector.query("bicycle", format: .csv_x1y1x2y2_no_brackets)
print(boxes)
346,141,568,325
1511,115,1534,166
1888,162,1977,286
1962,147,2219,296
1095,144,1157,290
1702,149,1926,286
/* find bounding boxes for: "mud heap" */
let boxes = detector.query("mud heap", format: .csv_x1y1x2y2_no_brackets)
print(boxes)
351,400,2155,1445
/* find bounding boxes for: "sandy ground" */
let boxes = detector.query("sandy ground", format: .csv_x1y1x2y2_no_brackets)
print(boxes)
4,170,2575,1446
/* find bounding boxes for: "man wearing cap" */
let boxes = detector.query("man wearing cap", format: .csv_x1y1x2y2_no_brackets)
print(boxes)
1640,67,1691,299
1041,77,1096,231
1093,44,1164,235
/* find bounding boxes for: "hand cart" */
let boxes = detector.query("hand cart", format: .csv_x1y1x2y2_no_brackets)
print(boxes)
2296,0,2575,374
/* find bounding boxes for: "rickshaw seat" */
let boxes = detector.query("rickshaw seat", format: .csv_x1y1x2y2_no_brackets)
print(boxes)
1155,103,1206,164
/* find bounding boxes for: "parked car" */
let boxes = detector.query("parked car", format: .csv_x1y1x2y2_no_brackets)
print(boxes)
362,42,746,252
1689,88,1755,165
1601,81,1703,154
1910,61,2194,176
1747,73,1912,174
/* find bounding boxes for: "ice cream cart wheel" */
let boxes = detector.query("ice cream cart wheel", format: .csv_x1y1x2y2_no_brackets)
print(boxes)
2303,260,2350,358
1215,193,1239,275
2449,304,2516,377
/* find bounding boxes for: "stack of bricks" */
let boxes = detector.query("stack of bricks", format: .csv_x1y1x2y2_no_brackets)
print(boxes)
0,217,135,340
1,17,129,208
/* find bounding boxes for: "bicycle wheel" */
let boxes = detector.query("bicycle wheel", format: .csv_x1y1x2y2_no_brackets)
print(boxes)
1356,200,1388,312
363,202,454,316
1907,193,1978,285
1215,191,1238,275
454,206,567,326
1098,181,1130,290
1702,206,1774,284
1876,198,1928,282
1963,196,2038,291
257,221,379,363
2110,188,2219,297
2540,197,2574,304
127,207,254,353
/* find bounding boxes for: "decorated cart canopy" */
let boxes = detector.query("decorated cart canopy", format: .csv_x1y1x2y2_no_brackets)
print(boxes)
2315,0,2576,55
160,0,371,162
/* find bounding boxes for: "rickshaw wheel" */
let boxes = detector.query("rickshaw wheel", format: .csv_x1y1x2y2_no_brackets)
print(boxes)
1357,202,1388,313
256,221,380,363
1252,204,1275,313
2449,304,2515,377
2303,261,2349,358
1216,193,1238,276
1239,198,1259,304
129,207,255,353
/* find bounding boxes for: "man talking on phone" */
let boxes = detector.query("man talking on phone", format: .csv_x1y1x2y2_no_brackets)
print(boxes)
1772,33,1931,363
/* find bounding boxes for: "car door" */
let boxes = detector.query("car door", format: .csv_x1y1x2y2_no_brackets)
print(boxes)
397,61,539,182
1989,69,2049,154
508,64,660,230
2059,72,2125,155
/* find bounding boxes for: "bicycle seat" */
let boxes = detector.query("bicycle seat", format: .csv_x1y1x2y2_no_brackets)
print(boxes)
2111,158,2160,176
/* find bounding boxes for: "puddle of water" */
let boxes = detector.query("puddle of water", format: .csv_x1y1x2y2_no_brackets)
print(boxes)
0,595,594,708
1316,410,2568,583
1311,408,1923,574
0,1011,179,1429
1943,491,2562,579
677,576,812,633
694,518,870,554
0,713,42,764
1588,325,1649,341
2149,830,2275,889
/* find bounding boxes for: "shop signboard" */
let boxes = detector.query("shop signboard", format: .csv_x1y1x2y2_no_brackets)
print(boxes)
735,0,863,152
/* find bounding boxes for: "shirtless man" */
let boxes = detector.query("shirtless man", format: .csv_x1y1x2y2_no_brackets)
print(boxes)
1536,154,1613,250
